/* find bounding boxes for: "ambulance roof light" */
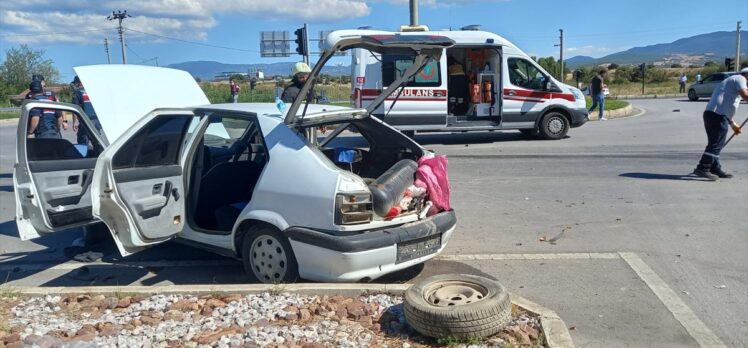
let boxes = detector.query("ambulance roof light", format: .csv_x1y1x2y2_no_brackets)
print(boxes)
461,25,481,31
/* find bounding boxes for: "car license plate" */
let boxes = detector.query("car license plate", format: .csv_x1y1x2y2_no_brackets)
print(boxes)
396,235,441,264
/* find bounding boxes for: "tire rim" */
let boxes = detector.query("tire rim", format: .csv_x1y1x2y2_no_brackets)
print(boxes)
423,280,489,307
249,235,288,282
548,117,564,135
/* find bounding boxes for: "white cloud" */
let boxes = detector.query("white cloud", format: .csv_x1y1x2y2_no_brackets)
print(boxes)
0,0,371,44
564,45,614,57
376,0,508,7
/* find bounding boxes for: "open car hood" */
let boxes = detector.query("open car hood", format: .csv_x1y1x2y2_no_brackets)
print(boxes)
284,31,455,125
74,65,209,142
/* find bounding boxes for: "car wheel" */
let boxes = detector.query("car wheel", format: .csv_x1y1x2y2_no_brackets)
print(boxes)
404,274,511,340
538,111,569,140
688,89,698,101
241,225,299,283
519,129,539,137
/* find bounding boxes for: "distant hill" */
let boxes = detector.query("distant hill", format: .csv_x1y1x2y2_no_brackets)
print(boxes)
567,30,748,68
167,61,350,80
565,55,595,66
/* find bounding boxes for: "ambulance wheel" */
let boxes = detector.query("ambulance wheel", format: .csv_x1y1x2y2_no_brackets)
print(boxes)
538,112,569,140
688,89,698,101
519,129,539,138
241,225,299,284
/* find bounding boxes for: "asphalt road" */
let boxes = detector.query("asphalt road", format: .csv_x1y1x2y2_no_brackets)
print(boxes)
1,98,746,347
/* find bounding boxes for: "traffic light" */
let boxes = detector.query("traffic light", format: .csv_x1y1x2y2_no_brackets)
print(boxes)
250,78,257,90
294,27,308,56
639,63,646,73
724,57,735,71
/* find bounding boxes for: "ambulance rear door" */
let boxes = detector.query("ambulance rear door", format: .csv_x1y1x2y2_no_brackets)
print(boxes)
364,52,447,130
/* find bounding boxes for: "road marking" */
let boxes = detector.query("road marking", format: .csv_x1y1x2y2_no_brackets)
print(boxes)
437,252,620,261
619,252,726,348
0,259,239,272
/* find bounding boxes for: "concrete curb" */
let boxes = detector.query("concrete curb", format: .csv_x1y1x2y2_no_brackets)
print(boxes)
9,284,574,347
610,93,686,100
0,117,19,124
588,104,635,120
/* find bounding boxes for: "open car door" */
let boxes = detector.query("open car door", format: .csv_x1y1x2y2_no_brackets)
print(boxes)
284,31,455,125
14,100,107,240
91,108,198,256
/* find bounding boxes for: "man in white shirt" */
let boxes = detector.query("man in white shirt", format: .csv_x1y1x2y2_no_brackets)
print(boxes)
693,68,748,180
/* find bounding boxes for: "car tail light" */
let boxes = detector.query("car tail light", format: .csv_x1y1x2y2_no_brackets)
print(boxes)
335,193,373,225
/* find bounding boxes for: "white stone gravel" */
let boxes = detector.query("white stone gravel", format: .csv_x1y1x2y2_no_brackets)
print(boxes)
2,292,542,347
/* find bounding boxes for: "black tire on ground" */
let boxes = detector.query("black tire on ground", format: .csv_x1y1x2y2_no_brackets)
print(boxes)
538,111,570,140
241,225,299,283
519,129,539,137
403,274,511,340
688,89,698,101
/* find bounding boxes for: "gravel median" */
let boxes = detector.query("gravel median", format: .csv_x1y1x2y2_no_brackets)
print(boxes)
0,291,543,347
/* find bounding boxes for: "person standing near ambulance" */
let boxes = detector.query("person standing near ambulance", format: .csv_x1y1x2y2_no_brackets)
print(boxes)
282,62,316,103
692,67,748,180
588,68,607,121
26,81,63,138
70,76,102,145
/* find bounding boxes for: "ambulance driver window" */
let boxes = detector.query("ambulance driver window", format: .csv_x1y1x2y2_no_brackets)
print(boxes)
382,55,441,87
26,108,103,161
508,58,547,91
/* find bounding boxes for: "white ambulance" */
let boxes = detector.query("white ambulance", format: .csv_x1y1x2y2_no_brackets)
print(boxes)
350,25,589,139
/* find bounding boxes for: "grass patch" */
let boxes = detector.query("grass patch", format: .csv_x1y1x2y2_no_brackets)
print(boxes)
585,97,629,111
0,110,19,120
436,335,484,346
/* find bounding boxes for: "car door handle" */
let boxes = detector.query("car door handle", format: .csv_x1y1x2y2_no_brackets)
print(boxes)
68,176,79,184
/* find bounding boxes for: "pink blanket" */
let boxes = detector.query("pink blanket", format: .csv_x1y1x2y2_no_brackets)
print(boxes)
415,155,451,212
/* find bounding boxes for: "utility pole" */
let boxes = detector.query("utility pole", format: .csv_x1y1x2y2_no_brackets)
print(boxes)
736,21,742,72
410,0,418,26
104,38,111,64
554,29,564,82
559,29,564,82
107,10,131,64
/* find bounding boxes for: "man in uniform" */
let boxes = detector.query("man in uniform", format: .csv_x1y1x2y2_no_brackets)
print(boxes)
693,67,748,180
26,81,63,138
70,76,102,145
281,62,316,103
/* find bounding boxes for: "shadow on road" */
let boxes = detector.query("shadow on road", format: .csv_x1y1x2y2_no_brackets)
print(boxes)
619,172,711,181
675,99,707,103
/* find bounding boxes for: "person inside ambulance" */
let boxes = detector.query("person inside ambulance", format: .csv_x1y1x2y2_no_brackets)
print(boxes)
26,80,63,139
281,62,316,103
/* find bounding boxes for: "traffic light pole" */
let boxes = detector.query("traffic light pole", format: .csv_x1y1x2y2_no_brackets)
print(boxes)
737,21,742,72
303,23,310,65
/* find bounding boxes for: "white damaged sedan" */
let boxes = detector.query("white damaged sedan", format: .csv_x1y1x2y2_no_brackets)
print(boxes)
13,32,457,283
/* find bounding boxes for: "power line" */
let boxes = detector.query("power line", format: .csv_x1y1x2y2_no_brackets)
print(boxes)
0,28,114,37
123,27,260,53
124,43,145,61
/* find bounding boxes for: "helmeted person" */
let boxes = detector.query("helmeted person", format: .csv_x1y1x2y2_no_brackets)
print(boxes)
281,62,316,103
70,75,103,145
692,67,748,180
26,81,63,138
25,74,67,130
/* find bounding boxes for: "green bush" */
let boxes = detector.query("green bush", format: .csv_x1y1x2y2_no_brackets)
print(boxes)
646,68,670,83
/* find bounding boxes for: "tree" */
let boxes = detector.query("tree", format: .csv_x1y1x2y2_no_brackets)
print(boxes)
535,56,560,80
229,74,247,83
0,45,59,93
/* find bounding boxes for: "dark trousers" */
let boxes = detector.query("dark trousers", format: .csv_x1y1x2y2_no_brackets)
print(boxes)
697,111,729,171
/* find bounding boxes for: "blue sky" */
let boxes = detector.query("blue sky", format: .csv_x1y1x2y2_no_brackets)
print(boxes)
1,0,746,81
